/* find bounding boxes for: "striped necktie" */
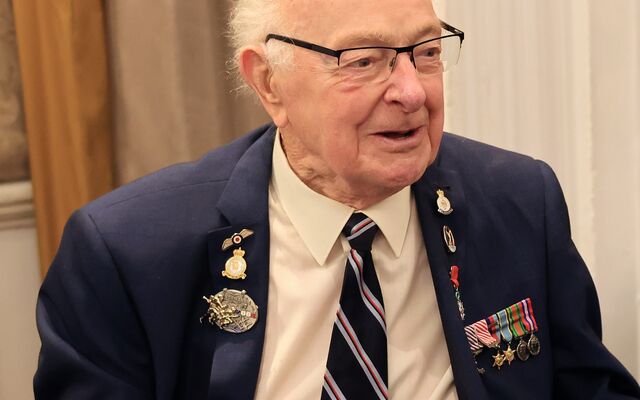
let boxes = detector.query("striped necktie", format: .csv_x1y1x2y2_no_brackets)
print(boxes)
322,213,388,400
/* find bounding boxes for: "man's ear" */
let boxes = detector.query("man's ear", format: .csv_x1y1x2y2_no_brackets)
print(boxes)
238,47,288,127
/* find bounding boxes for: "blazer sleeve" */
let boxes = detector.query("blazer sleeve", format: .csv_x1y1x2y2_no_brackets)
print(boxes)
539,161,640,398
34,209,154,399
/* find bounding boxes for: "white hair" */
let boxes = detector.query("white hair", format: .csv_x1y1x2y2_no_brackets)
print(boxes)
228,0,294,83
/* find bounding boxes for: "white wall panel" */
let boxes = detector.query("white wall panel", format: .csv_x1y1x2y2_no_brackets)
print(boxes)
0,181,40,399
439,0,639,376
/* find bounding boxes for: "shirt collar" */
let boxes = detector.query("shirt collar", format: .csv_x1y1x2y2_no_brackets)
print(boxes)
271,130,411,264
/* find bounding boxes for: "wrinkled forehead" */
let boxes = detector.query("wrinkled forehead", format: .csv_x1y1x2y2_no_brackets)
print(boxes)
278,0,440,47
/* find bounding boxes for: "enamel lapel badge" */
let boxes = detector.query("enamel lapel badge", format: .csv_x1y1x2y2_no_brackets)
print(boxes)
221,229,254,280
436,189,453,215
201,288,258,333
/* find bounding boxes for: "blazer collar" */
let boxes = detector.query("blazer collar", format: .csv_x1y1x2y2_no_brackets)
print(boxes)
413,151,489,400
205,126,276,400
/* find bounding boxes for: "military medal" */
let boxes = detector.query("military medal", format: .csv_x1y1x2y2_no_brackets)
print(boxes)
492,351,506,369
503,344,516,365
442,225,456,253
222,248,248,279
516,338,530,361
464,298,541,369
464,325,483,355
496,309,516,366
528,334,541,356
449,265,465,320
201,288,258,333
474,319,500,349
436,189,453,215
464,324,486,373
522,297,541,356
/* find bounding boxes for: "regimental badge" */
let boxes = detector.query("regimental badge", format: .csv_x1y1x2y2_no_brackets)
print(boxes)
221,229,254,251
201,288,258,333
436,189,453,215
222,248,248,279
442,225,457,253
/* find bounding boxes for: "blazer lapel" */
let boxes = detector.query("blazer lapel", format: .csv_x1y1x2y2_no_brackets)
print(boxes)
414,162,489,400
205,127,276,400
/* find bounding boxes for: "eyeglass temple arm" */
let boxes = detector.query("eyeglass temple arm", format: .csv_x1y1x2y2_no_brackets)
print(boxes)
264,34,340,57
440,20,465,43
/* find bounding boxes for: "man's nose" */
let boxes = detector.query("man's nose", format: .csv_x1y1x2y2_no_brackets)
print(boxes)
383,53,428,112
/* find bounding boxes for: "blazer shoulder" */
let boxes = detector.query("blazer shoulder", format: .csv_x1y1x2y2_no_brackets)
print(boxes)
84,124,273,216
437,132,554,191
439,132,539,174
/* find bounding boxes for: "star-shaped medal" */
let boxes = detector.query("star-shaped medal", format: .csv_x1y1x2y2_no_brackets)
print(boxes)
492,351,505,369
503,344,516,365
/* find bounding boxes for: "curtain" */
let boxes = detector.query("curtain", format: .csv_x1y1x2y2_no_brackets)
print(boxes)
0,0,28,183
106,0,268,185
13,0,114,276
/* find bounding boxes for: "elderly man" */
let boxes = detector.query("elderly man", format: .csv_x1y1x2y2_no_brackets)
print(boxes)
35,0,639,399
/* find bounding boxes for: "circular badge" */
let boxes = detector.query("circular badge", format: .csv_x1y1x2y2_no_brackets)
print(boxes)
203,289,258,333
222,248,247,279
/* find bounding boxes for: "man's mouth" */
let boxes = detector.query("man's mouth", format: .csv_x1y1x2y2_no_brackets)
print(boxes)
377,128,417,139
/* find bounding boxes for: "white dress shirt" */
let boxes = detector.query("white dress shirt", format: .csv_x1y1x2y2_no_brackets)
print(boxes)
254,132,457,399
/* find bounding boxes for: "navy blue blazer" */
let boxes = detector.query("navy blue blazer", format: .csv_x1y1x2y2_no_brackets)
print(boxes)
35,124,639,399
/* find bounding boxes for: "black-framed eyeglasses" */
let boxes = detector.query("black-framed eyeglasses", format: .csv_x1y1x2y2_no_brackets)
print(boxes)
265,20,464,84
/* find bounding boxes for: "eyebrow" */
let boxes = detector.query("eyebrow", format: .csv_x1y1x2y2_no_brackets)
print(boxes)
333,23,441,49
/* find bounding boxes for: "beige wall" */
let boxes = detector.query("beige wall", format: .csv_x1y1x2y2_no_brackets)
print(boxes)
0,181,40,400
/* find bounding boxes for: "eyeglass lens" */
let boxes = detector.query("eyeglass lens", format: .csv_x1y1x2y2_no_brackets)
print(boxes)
337,34,461,83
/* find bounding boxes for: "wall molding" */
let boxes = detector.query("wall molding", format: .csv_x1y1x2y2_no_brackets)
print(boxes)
0,180,34,230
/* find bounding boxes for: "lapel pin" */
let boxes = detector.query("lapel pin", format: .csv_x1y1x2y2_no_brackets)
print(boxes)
201,288,258,333
221,229,254,251
223,248,248,279
442,225,457,253
221,229,254,280
449,265,465,320
436,189,453,215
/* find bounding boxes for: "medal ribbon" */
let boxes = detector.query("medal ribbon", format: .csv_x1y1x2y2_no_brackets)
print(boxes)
464,325,483,352
485,314,500,343
506,303,527,338
472,319,498,348
465,298,539,351
523,297,538,332
496,309,513,343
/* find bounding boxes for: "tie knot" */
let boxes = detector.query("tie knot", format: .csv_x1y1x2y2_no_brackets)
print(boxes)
342,213,379,252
